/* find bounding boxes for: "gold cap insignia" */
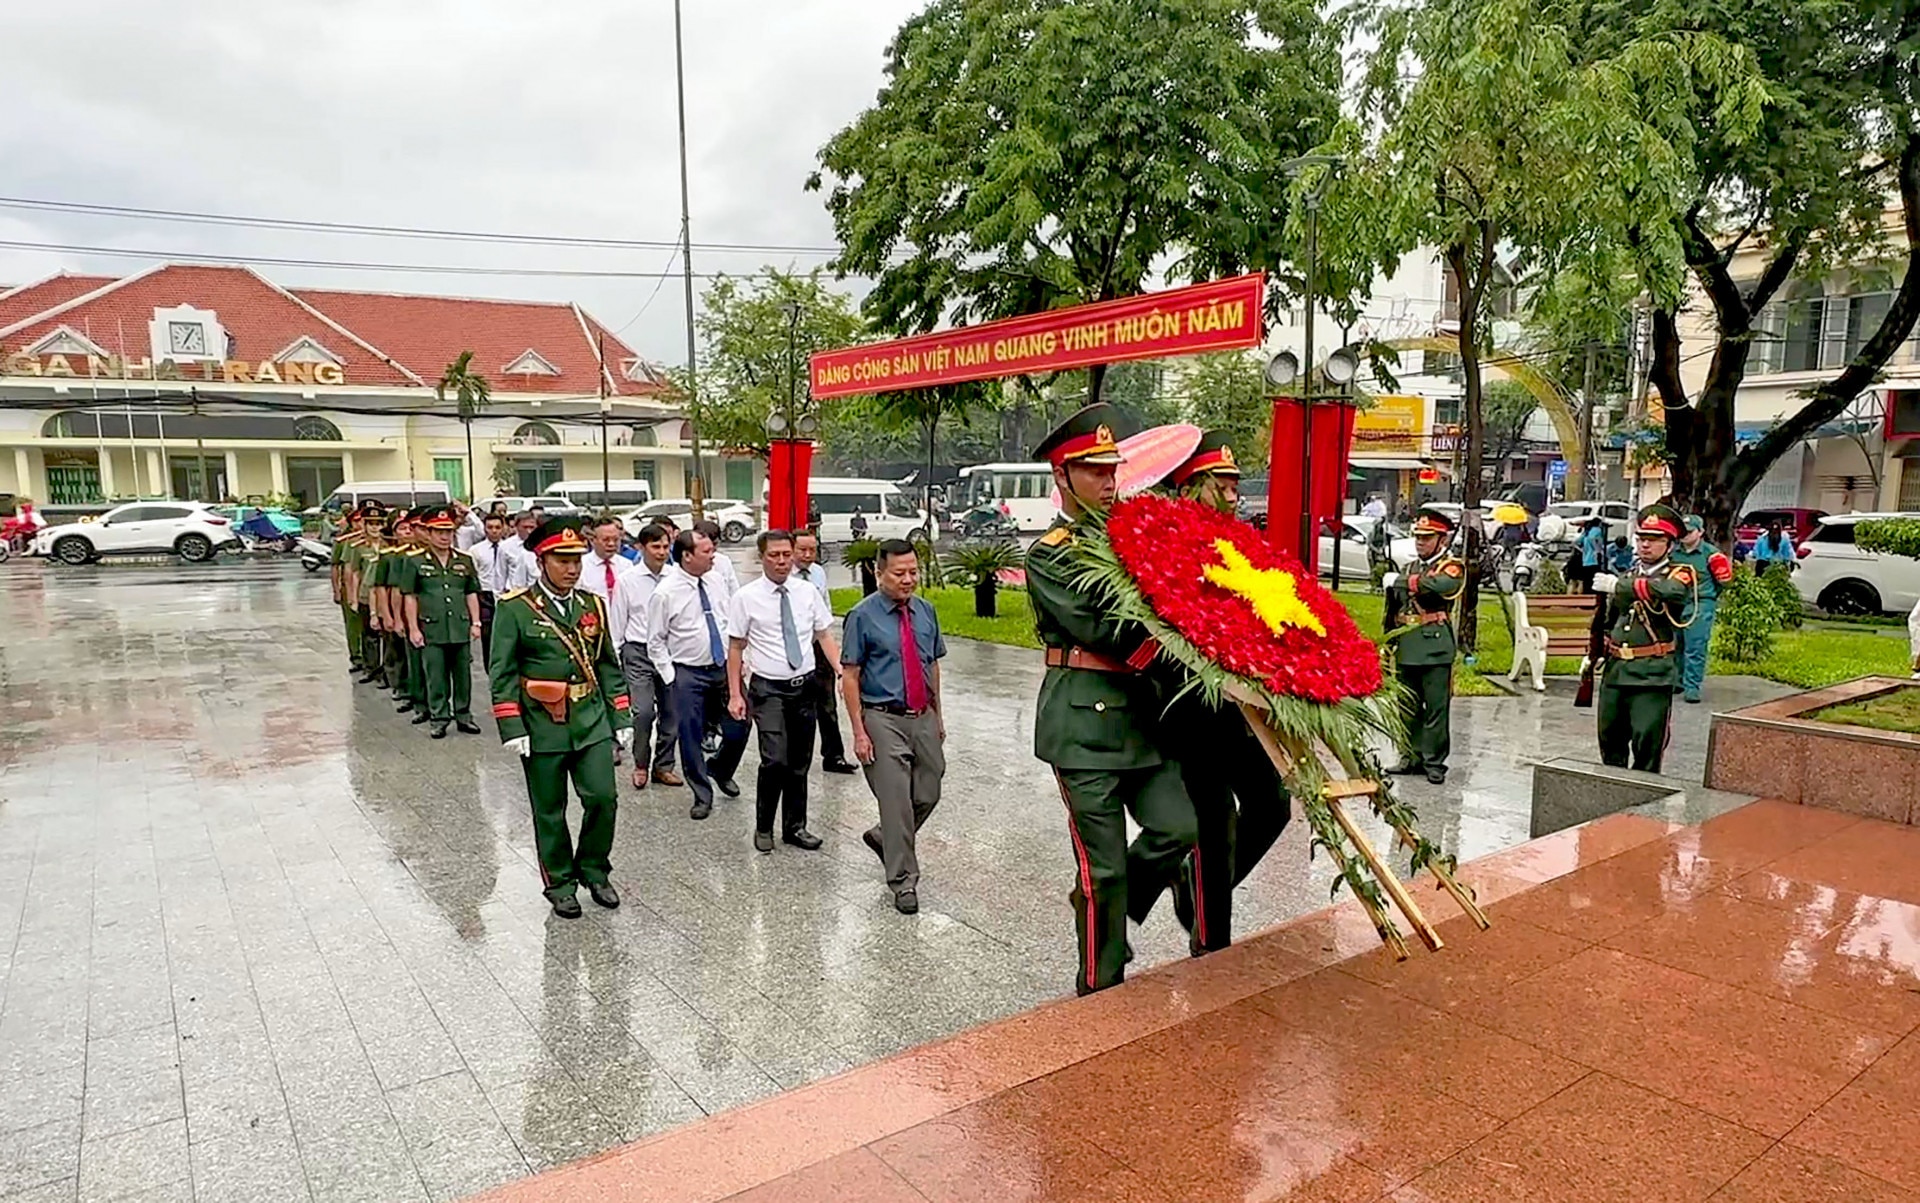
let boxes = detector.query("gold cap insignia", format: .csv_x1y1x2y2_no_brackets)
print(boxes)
1095,424,1114,445
1221,445,1236,465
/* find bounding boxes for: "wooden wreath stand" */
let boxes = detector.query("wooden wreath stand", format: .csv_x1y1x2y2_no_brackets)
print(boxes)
1234,701,1490,961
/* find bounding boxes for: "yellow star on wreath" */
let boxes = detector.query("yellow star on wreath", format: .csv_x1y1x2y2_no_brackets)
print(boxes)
1202,539,1327,638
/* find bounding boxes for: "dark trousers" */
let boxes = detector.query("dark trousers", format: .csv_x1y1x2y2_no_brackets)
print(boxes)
521,739,617,901
808,639,847,764
1599,682,1672,773
862,708,944,893
421,641,473,723
748,674,815,835
343,604,363,667
407,641,427,709
1178,721,1291,954
671,664,748,808
1398,661,1453,769
618,643,677,772
478,592,497,666
358,609,385,681
1058,761,1198,995
388,630,410,701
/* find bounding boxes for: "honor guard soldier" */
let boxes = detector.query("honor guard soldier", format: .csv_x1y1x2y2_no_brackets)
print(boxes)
488,516,634,918
1026,403,1197,995
375,510,421,718
349,503,389,686
1383,507,1465,783
406,505,485,738
1591,504,1697,773
331,511,364,676
1149,432,1291,955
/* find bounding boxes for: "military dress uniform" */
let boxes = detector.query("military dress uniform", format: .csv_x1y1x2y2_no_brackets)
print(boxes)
1597,505,1697,773
1154,431,1291,955
489,517,633,918
374,514,418,714
1027,404,1198,994
1387,508,1466,783
351,516,389,685
332,520,364,674
407,505,484,737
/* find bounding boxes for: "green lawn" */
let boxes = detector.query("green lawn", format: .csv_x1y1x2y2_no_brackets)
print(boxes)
1710,625,1914,689
1807,684,1920,734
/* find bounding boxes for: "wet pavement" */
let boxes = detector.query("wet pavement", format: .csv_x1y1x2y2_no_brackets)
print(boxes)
0,557,1795,1201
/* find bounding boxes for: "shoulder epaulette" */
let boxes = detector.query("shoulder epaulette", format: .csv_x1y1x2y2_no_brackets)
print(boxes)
501,588,529,602
1669,563,1696,584
406,547,427,556
1438,561,1464,577
1037,527,1071,548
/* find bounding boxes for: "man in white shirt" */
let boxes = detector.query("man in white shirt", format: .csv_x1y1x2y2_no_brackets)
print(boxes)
693,518,741,595
646,528,748,819
1361,494,1388,521
578,515,634,633
612,521,681,789
466,511,515,664
726,530,837,852
454,501,487,550
793,531,856,774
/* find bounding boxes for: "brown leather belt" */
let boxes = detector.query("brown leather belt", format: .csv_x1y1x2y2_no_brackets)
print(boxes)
1605,639,1675,661
1045,646,1133,673
1418,611,1450,625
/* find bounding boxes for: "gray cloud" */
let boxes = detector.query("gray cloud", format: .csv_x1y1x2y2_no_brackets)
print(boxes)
0,0,901,361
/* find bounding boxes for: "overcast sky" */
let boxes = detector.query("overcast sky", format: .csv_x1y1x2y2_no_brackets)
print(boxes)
0,0,902,365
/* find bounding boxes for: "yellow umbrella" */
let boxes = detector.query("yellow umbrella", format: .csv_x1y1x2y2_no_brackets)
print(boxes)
1491,502,1529,526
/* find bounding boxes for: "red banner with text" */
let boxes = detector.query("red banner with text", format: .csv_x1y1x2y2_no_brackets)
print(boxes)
809,274,1266,399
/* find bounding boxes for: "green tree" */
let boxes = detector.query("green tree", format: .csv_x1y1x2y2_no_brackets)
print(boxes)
1174,352,1271,461
873,381,996,543
1573,0,1920,543
687,268,866,458
437,350,491,503
809,0,1340,403
1480,380,1541,483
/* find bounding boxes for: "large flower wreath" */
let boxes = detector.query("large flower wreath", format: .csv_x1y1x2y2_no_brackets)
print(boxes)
1063,493,1470,956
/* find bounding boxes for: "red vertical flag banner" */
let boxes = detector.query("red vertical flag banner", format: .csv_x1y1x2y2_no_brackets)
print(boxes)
766,439,815,531
1267,398,1308,565
1266,399,1358,576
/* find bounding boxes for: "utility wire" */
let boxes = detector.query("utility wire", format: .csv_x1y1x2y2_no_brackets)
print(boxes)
0,195,846,256
0,238,743,280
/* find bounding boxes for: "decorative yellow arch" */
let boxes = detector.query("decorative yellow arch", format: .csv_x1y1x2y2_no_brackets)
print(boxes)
1383,336,1584,463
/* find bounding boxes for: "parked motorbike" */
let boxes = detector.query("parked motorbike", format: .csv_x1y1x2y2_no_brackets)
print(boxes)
298,536,331,573
955,504,1017,540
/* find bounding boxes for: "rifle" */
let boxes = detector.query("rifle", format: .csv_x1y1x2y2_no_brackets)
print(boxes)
1574,591,1609,708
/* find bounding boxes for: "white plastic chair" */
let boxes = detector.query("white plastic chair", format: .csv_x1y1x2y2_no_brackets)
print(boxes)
1507,590,1549,692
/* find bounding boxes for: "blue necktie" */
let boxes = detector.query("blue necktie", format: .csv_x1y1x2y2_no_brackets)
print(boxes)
698,580,724,665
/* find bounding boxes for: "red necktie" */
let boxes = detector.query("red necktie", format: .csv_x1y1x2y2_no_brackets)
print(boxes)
604,559,615,593
899,602,928,711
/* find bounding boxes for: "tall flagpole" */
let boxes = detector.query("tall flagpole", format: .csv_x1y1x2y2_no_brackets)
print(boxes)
673,0,705,520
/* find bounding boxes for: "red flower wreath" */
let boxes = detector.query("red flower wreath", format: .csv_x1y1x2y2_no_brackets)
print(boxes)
1107,494,1381,703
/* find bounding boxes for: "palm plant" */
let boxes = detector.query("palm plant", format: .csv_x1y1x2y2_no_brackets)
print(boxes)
943,539,1022,617
843,537,881,595
438,351,492,502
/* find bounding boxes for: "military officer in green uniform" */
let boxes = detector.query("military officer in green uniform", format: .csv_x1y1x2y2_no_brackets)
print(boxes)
1150,431,1291,955
489,516,634,918
331,512,364,675
348,503,389,686
406,505,484,738
1026,404,1197,994
1592,504,1697,773
1383,507,1466,784
374,510,419,716
383,513,433,723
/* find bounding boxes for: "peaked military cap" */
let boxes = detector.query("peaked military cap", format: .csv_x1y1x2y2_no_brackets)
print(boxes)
354,500,388,521
528,515,589,557
414,504,459,531
1032,403,1125,468
1411,505,1456,537
1170,430,1241,486
1636,503,1684,539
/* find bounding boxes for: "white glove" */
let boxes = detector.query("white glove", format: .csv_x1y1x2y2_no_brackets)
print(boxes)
1381,572,1401,589
504,735,531,758
615,727,634,751
1591,573,1619,595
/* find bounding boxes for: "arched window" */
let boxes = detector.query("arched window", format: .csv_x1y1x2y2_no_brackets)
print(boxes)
512,421,561,446
292,415,343,441
41,412,81,438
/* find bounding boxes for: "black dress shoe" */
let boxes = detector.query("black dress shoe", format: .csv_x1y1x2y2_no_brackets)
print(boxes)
455,719,482,734
823,759,858,775
1388,763,1425,776
690,800,712,820
1424,765,1449,784
411,712,430,725
894,890,919,915
783,829,824,851
862,829,884,861
550,894,582,919
430,723,449,740
715,776,741,798
1172,855,1196,936
357,672,380,685
753,830,774,853
586,882,620,909
395,700,414,714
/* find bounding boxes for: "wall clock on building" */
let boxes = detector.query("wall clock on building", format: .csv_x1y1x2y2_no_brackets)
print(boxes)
168,321,206,356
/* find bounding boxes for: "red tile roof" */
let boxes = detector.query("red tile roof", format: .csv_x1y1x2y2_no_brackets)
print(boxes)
0,273,119,330
0,264,669,399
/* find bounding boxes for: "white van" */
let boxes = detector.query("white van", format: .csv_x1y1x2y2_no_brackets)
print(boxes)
540,479,654,512
317,480,451,517
809,477,926,542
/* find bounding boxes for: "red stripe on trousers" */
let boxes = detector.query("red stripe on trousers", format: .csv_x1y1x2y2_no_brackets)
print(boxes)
1052,770,1100,992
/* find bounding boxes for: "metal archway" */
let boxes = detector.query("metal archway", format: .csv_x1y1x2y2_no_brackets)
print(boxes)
1382,336,1583,465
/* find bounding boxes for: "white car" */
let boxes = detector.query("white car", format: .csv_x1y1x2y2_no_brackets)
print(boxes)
37,501,239,565
621,498,758,543
1545,500,1634,545
473,495,581,517
1320,517,1416,584
1794,512,1920,616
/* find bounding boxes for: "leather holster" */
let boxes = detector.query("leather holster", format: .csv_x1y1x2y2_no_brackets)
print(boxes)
523,678,569,724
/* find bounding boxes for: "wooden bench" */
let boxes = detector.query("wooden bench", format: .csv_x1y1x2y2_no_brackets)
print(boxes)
1509,592,1602,692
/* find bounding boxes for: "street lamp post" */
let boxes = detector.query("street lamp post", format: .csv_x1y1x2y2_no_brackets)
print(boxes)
1281,154,1343,562
672,0,705,520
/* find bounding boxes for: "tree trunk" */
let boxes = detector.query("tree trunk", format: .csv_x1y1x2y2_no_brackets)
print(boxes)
1446,235,1493,655
463,419,475,505
925,401,940,547
1088,363,1108,407
973,577,998,618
